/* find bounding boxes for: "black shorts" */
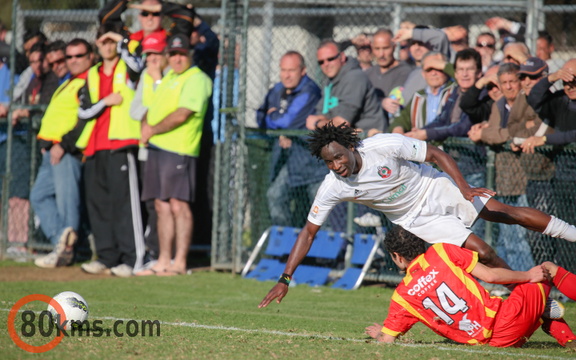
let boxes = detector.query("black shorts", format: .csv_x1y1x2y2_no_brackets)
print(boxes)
141,148,197,202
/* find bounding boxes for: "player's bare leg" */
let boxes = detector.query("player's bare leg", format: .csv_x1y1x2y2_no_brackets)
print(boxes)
462,233,510,269
479,198,576,241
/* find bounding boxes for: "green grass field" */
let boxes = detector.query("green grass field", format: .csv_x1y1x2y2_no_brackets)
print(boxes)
1,261,575,360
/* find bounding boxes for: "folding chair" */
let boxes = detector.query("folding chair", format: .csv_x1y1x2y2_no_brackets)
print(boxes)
291,230,346,286
332,233,380,290
241,226,299,279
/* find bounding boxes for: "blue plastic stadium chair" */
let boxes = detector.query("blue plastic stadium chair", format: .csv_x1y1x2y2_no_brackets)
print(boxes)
244,259,284,281
265,226,299,256
293,265,332,287
242,226,300,279
307,230,346,259
332,233,379,290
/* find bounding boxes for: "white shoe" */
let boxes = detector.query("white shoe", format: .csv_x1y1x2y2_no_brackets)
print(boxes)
54,227,77,266
34,252,59,268
81,261,111,275
543,298,565,320
111,264,133,278
354,213,382,227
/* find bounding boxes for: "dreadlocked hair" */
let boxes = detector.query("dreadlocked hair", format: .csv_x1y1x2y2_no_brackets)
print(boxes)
384,226,428,262
307,122,361,160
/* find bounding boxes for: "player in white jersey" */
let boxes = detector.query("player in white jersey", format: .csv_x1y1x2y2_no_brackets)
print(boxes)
259,123,576,309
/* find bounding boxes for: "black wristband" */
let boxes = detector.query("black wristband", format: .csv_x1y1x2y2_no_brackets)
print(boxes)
278,273,291,286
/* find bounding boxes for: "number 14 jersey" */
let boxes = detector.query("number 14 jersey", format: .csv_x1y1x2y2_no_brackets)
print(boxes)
382,243,504,345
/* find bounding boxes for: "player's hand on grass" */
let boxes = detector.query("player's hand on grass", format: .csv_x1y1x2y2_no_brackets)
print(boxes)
258,283,288,308
365,323,383,339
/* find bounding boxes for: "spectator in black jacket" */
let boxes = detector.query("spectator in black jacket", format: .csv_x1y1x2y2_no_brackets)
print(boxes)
522,58,576,152
460,65,502,124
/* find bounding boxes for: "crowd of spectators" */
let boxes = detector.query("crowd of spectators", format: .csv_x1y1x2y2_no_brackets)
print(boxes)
0,0,219,277
255,18,576,273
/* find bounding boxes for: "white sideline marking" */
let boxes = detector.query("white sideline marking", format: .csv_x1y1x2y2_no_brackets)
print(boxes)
1,309,572,359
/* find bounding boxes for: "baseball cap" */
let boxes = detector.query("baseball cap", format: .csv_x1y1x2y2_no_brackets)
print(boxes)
166,34,190,55
142,32,167,54
519,57,548,76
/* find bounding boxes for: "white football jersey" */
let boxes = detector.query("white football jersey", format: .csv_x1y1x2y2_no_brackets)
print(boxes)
308,133,440,226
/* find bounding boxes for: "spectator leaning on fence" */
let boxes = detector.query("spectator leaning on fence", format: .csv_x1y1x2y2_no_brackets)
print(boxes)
522,59,576,272
389,51,455,134
306,39,386,135
9,42,59,246
405,48,482,142
258,122,576,310
467,62,550,271
256,51,326,228
136,34,212,277
77,26,144,278
32,38,95,269
460,65,502,124
365,226,576,349
522,58,576,152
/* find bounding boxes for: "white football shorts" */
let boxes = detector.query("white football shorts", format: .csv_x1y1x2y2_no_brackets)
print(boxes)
401,173,491,247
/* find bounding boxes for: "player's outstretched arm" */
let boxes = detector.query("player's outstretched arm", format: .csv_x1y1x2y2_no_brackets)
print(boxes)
471,262,547,284
425,143,495,202
258,221,321,308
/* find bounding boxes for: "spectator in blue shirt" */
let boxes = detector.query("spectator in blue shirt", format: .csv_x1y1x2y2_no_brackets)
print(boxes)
256,51,326,226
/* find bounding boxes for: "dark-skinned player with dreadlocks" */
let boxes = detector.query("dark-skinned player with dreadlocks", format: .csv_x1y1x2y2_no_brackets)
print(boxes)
259,122,576,308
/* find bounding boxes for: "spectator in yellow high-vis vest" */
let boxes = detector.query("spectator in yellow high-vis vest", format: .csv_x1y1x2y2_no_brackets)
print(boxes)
32,38,94,269
77,27,145,278
136,34,212,276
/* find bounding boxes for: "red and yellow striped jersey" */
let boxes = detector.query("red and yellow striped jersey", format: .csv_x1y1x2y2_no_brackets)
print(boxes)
382,243,504,345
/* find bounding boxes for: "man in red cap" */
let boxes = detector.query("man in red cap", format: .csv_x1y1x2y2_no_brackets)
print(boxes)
136,34,212,276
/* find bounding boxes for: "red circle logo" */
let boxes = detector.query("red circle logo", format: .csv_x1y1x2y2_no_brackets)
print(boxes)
7,294,66,353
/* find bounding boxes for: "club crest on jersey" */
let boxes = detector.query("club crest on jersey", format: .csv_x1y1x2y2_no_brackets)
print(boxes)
377,166,392,179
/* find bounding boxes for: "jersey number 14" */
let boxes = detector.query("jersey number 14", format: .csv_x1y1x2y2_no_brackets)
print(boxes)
422,282,469,325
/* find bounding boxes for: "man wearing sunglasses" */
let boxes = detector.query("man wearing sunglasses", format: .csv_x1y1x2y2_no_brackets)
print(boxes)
474,32,497,74
32,38,94,268
306,39,386,136
46,40,70,85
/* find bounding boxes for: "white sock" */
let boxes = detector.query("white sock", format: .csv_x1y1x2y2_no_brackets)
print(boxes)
543,216,576,242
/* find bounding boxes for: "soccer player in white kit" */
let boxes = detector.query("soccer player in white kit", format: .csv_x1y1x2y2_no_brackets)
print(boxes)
259,123,576,309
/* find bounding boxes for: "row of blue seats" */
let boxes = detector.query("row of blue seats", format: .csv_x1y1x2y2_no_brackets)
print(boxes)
243,226,380,290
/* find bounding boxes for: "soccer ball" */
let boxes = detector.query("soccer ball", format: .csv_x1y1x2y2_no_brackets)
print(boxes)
47,291,89,330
